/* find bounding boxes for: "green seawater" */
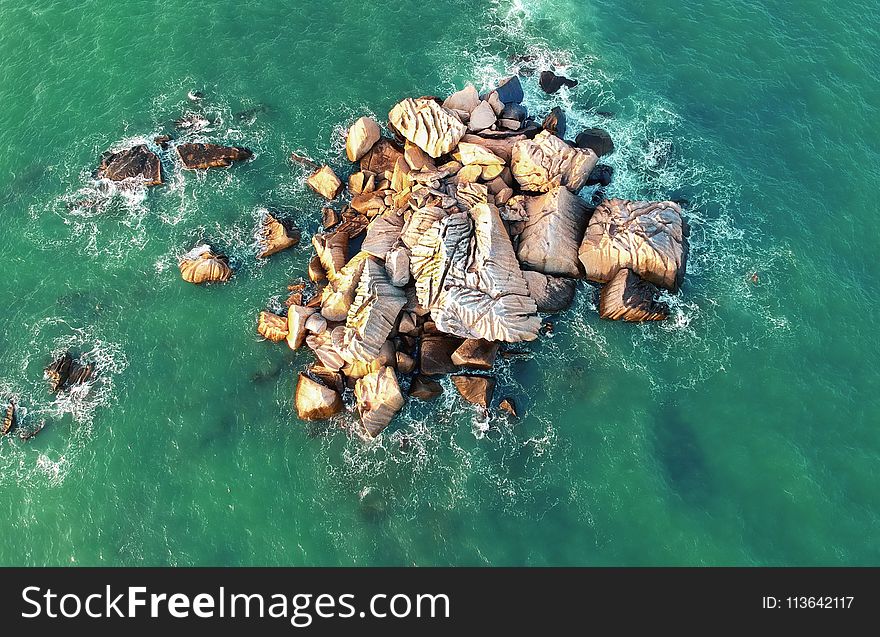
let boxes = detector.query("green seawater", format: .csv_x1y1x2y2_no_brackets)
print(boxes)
1,0,878,566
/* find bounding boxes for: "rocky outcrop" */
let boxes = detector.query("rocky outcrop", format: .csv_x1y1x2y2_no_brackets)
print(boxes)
443,85,480,113
287,306,316,350
410,204,540,342
452,374,495,409
320,252,369,321
179,245,232,284
499,397,518,418
388,98,466,158
295,373,343,420
313,231,349,277
355,366,405,438
1,401,16,436
516,186,591,277
539,71,578,94
542,106,566,138
578,199,687,291
361,212,404,259
511,131,597,193
257,212,301,258
522,271,578,313
451,339,499,370
257,311,289,342
599,268,669,322
44,352,93,393
307,165,344,200
176,143,253,169
97,145,162,185
346,116,381,162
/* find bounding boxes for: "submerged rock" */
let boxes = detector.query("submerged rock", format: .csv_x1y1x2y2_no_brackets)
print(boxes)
346,116,381,162
409,375,443,401
388,97,466,158
451,339,499,370
539,70,578,94
295,373,343,421
1,401,16,436
355,366,405,438
307,165,344,201
452,374,495,409
575,128,614,157
511,130,597,193
599,268,669,322
522,271,578,313
257,212,301,258
578,199,688,291
587,164,614,187
97,145,163,186
176,143,252,169
257,311,289,342
516,186,592,277
179,245,232,284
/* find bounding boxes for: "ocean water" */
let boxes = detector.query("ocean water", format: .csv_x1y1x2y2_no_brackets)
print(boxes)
1,0,878,566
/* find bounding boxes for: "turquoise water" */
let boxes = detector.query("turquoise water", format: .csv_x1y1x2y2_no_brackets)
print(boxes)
1,0,878,565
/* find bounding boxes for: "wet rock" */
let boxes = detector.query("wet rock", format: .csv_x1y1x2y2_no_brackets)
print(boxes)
409,375,443,401
451,339,499,370
410,204,540,342
499,397,518,419
516,186,592,277
19,419,47,441
578,199,688,291
346,116,381,162
307,165,344,201
542,106,566,138
286,306,316,350
153,135,172,150
511,130,597,193
175,113,211,131
308,254,327,283
257,311,289,342
396,351,416,374
295,373,343,421
289,151,320,170
45,352,73,393
322,206,339,229
1,401,16,436
452,374,495,409
501,103,528,122
575,128,614,157
599,268,669,322
468,101,497,132
420,334,463,375
67,363,94,386
176,143,252,169
179,245,232,284
97,145,162,186
388,97,466,158
443,84,481,113
494,76,524,104
355,366,405,438
586,164,614,188
360,138,404,174
257,212,301,258
522,271,578,313
539,70,578,94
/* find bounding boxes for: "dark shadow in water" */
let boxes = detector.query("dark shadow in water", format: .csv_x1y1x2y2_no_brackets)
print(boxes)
198,414,237,451
652,402,712,505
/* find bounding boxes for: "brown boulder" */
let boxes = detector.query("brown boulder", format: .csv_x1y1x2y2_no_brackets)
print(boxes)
346,116,381,162
257,212,301,258
522,271,578,313
307,165,344,201
286,306,316,350
409,375,443,401
516,186,591,277
360,138,404,174
257,311,289,342
420,334,463,375
598,268,669,322
295,373,343,421
452,374,495,409
97,145,162,185
176,143,252,169
499,397,518,419
179,245,232,284
388,98,466,158
1,401,16,436
510,130,597,193
451,339,499,370
355,367,405,438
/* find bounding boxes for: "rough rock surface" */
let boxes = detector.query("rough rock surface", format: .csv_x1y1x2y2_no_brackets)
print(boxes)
307,165,344,200
346,116,381,162
579,199,687,291
360,138,403,174
320,252,369,321
361,212,404,258
575,128,615,157
295,373,343,420
452,374,495,409
287,306,316,350
355,366,405,438
1,402,16,436
313,231,349,277
97,145,162,185
257,212,301,258
388,98,467,158
499,397,518,418
385,246,411,287
410,203,540,342
522,271,578,313
420,334,463,375
257,311,289,342
443,85,480,113
176,143,253,169
409,375,443,401
516,186,591,277
179,245,232,284
539,71,578,94
542,106,566,138
451,339,499,370
511,131,597,193
599,268,669,322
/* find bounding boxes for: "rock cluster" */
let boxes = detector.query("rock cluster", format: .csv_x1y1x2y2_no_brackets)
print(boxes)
252,74,688,439
44,352,94,394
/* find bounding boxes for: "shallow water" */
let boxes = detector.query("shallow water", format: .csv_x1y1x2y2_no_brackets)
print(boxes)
1,0,878,565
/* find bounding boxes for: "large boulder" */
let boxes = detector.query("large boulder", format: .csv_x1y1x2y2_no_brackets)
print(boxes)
295,373,343,421
511,130,597,193
312,231,349,277
257,311,289,342
516,186,591,277
542,106,566,138
539,71,578,94
346,116,381,162
409,375,443,401
355,366,405,438
320,251,370,321
361,211,405,259
360,138,404,174
460,134,525,164
176,143,252,169
578,199,687,291
97,145,162,185
456,142,504,166
452,374,495,409
388,97,466,158
522,271,578,313
179,245,232,284
443,85,481,113
451,339,499,370
307,165,344,201
305,332,346,371
575,128,614,157
409,203,540,342
599,268,669,322
468,101,497,132
420,334,463,375
286,306,316,350
494,76,524,105
257,212,300,258
2,402,16,436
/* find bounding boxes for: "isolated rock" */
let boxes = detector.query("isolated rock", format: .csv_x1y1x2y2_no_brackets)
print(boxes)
443,85,481,113
295,373,343,420
522,271,578,313
176,143,252,169
599,268,669,322
45,352,73,393
409,375,443,401
307,165,344,200
179,245,232,284
511,131,597,193
494,76,524,104
1,402,16,436
542,106,566,138
287,306,316,350
355,367,405,438
539,71,578,94
579,199,687,291
97,145,162,185
346,116,381,162
575,128,614,157
409,203,540,342
388,97,466,158
468,101,497,132
499,397,518,418
451,339,499,370
516,186,591,277
257,311,289,342
452,374,495,408
257,212,301,258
